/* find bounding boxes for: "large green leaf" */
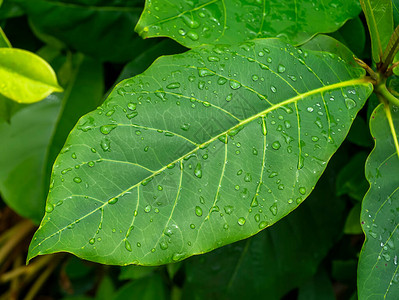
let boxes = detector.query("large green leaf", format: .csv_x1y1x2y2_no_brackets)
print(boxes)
358,103,399,299
360,0,393,63
182,157,346,299
0,48,62,103
27,38,372,265
12,0,155,63
136,0,361,48
0,53,103,223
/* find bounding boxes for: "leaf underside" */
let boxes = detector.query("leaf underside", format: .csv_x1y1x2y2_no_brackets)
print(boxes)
136,0,361,47
28,38,372,266
358,103,399,299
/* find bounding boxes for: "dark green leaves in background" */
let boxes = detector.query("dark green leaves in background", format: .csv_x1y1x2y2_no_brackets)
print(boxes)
28,38,371,265
11,0,156,63
358,103,399,299
136,0,361,47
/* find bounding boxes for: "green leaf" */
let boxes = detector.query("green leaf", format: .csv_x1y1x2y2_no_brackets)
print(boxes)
27,38,372,265
298,269,335,300
336,151,369,201
0,48,62,103
182,158,346,299
113,273,167,300
0,54,103,223
329,16,366,59
0,26,11,48
119,265,157,280
360,0,394,63
136,0,361,48
13,0,156,63
344,203,362,234
358,103,399,299
346,115,373,147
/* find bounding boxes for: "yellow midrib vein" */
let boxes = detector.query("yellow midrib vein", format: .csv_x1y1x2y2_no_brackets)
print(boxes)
30,77,371,255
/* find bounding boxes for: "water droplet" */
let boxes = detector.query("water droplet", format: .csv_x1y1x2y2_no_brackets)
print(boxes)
194,163,202,178
108,197,118,205
73,177,82,183
244,173,252,182
100,124,117,135
160,241,168,250
198,68,214,77
144,205,152,213
195,206,203,217
208,56,220,62
252,75,259,81
127,102,137,110
237,217,246,226
229,80,241,90
259,221,268,229
307,107,314,112
278,64,286,73
89,238,95,245
224,205,234,215
272,141,281,150
166,82,181,89
187,31,199,40
226,93,232,102
299,186,306,195
125,240,132,252
190,224,195,229
252,148,258,155
45,203,54,213
345,98,356,109
217,77,227,85
311,136,319,142
270,85,277,93
181,123,190,131
270,203,278,216
101,138,111,152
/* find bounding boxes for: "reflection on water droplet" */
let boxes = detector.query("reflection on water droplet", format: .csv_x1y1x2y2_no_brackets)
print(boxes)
272,141,281,150
125,240,132,252
229,80,241,90
108,197,118,205
45,203,54,213
195,206,203,216
299,187,306,195
345,98,356,109
270,203,278,216
278,64,286,73
237,217,246,226
100,124,117,135
166,82,181,89
73,177,82,183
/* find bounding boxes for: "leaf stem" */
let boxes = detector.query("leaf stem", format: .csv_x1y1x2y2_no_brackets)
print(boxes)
0,220,34,266
375,82,399,107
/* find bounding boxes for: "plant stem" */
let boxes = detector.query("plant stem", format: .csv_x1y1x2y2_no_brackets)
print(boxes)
0,255,53,283
375,82,399,107
23,255,62,300
0,220,34,266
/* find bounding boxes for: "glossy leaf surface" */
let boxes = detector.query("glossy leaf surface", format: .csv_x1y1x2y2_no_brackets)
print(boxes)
28,38,372,265
182,161,346,299
358,103,399,299
136,0,361,48
13,0,155,63
360,0,393,63
0,48,62,103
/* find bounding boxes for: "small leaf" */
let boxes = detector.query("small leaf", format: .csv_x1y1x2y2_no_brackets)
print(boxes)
360,0,394,63
136,0,361,48
0,48,62,103
0,26,11,48
28,39,372,265
358,103,399,298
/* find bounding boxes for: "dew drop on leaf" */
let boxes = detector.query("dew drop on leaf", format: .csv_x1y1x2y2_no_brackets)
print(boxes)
125,240,132,252
272,141,281,150
237,217,246,226
195,206,203,217
73,177,82,183
229,80,241,90
108,197,118,205
100,124,117,135
345,98,357,109
270,203,278,216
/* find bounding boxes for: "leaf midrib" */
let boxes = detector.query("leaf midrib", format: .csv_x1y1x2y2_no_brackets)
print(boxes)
29,77,371,258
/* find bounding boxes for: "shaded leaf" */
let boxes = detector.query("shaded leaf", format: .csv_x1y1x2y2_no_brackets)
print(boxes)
298,268,335,300
136,0,361,48
358,103,399,299
360,0,393,63
113,273,167,300
0,48,62,103
344,203,362,234
28,38,372,265
336,151,369,201
0,26,11,47
13,0,156,63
